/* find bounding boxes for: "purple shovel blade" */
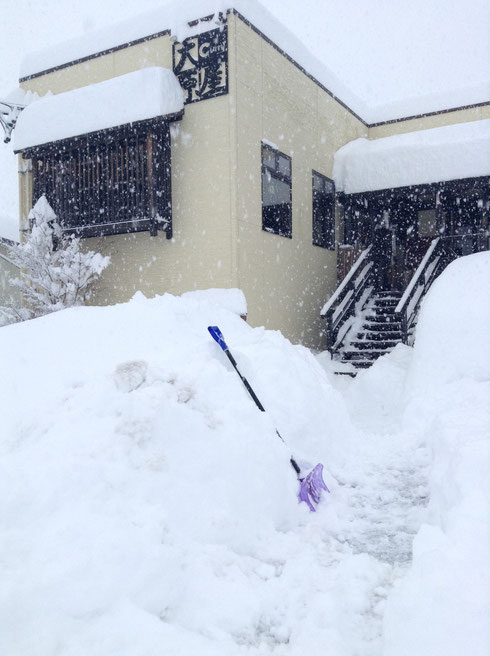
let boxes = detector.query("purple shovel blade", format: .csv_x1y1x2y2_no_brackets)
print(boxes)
298,463,329,512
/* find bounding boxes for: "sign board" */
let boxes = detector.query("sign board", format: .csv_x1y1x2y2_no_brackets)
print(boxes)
173,27,228,104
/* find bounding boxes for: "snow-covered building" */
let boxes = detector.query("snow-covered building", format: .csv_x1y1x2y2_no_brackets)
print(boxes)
5,3,490,350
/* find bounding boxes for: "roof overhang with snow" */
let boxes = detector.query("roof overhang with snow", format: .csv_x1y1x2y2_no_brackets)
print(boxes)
13,67,184,153
16,2,490,126
333,120,490,195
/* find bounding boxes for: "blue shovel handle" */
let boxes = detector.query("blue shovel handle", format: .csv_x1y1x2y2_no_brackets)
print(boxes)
208,326,228,351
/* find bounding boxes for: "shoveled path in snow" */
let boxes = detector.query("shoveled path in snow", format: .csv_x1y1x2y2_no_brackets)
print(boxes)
333,443,429,565
313,351,431,654
218,348,431,655
312,441,429,655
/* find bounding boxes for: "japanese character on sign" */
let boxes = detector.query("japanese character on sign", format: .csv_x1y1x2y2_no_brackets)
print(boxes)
173,27,228,104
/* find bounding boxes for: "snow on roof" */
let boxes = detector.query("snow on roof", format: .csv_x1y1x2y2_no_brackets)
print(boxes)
17,0,490,124
18,1,250,80
13,67,184,152
333,120,490,194
2,87,39,107
15,0,368,124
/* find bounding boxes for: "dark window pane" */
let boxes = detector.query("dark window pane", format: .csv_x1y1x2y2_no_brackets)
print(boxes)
313,174,324,192
262,144,292,238
277,154,291,177
312,172,335,249
418,209,437,237
262,202,292,237
262,171,290,205
261,145,276,170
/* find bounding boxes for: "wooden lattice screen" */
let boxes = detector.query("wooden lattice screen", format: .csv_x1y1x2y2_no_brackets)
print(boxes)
26,119,173,238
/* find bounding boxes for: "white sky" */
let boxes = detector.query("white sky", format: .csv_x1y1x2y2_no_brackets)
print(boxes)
0,0,489,239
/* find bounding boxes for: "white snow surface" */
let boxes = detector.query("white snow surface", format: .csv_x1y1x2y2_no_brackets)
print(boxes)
333,119,490,193
382,252,490,656
2,86,40,107
1,257,489,655
182,287,247,316
13,67,184,151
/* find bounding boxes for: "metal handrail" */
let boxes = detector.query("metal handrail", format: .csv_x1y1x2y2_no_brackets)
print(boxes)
321,245,372,315
394,234,475,345
395,238,440,315
321,244,374,351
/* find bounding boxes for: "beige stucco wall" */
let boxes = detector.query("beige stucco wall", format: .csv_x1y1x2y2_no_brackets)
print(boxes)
19,31,238,303
85,93,237,302
0,241,21,308
18,155,32,237
20,37,173,96
231,15,366,346
368,104,490,139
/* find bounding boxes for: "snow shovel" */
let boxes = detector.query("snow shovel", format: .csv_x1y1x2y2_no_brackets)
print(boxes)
208,326,329,511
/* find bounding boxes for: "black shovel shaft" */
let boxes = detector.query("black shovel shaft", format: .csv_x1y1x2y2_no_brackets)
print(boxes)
224,348,265,411
223,348,302,477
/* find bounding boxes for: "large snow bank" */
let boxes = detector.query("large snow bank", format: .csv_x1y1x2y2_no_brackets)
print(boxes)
334,119,490,193
1,288,369,655
382,252,490,656
13,67,184,151
1,256,489,654
408,251,490,387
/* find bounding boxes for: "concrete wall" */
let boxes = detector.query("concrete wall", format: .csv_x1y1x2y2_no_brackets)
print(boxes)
231,14,366,346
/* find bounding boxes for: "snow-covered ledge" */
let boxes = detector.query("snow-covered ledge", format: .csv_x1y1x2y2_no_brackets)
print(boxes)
13,67,185,152
0,88,39,144
333,119,490,194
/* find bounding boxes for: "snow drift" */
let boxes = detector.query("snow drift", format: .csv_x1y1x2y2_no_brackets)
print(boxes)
0,288,357,655
382,252,490,656
1,254,489,655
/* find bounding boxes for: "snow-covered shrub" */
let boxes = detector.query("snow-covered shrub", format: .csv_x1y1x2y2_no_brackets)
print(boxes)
0,195,109,324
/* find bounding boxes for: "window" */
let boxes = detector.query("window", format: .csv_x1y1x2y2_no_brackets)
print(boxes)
312,171,335,249
28,120,172,238
261,143,292,238
417,209,438,237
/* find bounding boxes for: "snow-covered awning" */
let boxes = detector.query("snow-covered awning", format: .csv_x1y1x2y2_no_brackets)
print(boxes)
13,67,184,152
333,119,490,194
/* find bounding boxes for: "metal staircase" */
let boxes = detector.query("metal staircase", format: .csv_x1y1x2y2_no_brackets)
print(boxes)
322,235,475,374
338,291,403,369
